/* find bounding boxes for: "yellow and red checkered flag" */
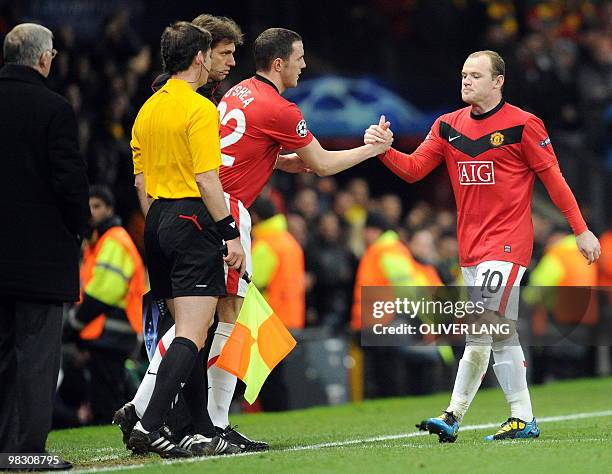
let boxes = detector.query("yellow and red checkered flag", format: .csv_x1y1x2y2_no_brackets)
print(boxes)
216,279,296,404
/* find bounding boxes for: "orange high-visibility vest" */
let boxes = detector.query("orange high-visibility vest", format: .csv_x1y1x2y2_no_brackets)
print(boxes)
599,231,612,287
79,226,145,339
598,231,612,305
414,261,443,286
351,232,421,330
254,228,305,329
547,236,598,325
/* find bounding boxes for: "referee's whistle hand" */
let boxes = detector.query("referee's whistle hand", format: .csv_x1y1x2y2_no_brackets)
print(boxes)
225,237,246,276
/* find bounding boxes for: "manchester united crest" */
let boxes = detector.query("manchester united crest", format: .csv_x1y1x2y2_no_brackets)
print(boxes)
490,132,504,146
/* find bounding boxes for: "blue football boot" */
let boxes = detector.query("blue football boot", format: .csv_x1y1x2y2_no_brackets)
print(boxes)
417,411,460,443
484,417,540,441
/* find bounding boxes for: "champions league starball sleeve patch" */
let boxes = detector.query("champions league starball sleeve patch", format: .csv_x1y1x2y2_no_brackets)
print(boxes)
143,293,170,361
296,119,308,138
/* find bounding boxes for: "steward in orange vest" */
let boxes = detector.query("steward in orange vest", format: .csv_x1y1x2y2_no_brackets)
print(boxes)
65,191,144,349
251,198,305,329
351,212,450,399
352,212,436,330
526,232,598,326
63,186,145,423
250,197,304,412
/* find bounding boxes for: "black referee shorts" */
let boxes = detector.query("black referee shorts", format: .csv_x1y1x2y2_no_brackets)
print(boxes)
144,198,226,299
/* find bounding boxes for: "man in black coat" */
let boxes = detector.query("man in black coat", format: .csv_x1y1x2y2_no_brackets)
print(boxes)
0,23,89,461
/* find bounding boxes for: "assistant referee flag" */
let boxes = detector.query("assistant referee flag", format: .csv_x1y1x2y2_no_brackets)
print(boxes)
216,281,296,404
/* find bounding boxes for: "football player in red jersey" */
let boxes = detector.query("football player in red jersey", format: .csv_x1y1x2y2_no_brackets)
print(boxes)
123,26,394,452
208,27,392,449
365,50,600,442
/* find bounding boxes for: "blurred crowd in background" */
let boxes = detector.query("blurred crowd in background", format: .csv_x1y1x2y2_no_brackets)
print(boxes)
0,0,609,231
0,0,610,425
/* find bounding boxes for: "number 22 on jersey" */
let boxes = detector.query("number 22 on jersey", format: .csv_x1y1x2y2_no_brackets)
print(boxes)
218,102,245,167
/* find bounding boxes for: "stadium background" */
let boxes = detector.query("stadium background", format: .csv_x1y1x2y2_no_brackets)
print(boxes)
0,0,610,422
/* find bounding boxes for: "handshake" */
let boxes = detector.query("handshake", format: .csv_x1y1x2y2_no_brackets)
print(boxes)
275,114,395,176
363,114,394,155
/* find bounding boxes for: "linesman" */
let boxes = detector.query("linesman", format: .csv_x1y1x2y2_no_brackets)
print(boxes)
128,21,245,458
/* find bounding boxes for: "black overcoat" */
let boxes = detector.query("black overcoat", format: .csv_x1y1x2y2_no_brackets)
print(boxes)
0,64,89,302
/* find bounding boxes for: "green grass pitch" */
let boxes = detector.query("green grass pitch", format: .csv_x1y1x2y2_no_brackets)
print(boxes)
49,377,612,473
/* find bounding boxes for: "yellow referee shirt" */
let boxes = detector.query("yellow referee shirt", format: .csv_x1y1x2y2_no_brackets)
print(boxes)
131,78,221,199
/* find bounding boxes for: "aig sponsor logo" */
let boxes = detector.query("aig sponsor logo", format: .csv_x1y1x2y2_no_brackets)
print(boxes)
458,161,495,185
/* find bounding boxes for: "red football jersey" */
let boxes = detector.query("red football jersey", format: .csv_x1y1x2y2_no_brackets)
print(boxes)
382,101,558,267
218,76,314,207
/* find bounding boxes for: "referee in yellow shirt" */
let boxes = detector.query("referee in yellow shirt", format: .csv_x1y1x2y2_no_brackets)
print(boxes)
128,22,245,458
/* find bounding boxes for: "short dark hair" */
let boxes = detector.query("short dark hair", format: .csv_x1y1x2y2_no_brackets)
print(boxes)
365,212,390,232
89,185,114,208
160,21,212,75
468,50,505,78
192,14,243,48
253,28,301,72
250,197,277,221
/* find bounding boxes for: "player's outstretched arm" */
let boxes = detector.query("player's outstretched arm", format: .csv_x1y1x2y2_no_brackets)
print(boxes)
365,119,445,183
294,115,393,176
538,164,601,264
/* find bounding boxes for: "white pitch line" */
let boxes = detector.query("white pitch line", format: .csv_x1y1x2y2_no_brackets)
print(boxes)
70,409,612,474
287,409,612,452
397,437,609,449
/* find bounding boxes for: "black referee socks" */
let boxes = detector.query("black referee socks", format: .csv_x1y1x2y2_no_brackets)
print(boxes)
141,336,198,432
182,348,216,438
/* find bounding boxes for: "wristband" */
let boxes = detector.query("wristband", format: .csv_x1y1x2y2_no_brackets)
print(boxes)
215,215,240,241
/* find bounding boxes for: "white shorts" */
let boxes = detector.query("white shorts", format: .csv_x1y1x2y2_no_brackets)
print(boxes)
224,193,252,298
461,260,526,320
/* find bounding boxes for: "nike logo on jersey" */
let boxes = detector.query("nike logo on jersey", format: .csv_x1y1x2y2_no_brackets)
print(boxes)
448,135,461,142
147,370,157,376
